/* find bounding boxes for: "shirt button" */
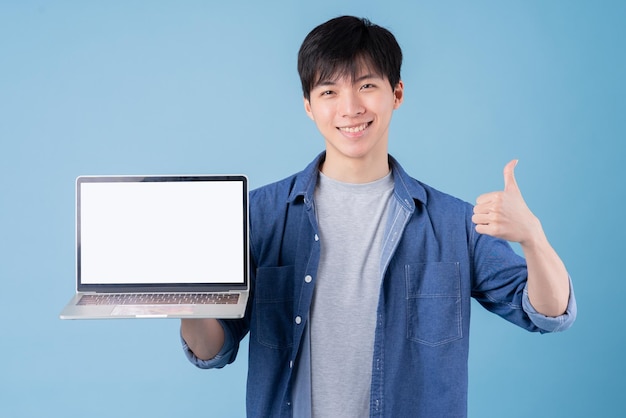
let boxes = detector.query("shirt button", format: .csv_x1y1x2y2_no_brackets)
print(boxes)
295,316,302,325
304,275,312,283
314,234,319,241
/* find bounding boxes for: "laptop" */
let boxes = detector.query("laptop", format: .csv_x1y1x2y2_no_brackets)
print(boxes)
60,174,249,319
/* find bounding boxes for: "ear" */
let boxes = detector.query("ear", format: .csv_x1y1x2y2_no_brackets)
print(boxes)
393,80,404,109
303,97,315,121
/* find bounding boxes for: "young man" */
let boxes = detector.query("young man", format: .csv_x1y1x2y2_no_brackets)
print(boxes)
181,16,576,417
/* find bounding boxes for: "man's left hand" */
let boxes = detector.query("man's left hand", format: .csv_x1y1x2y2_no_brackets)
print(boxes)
472,160,542,245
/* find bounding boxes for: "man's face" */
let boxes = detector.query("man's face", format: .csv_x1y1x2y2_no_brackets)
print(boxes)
304,67,403,169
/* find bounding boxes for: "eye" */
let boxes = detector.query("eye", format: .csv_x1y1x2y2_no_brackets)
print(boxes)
320,90,335,97
360,83,376,90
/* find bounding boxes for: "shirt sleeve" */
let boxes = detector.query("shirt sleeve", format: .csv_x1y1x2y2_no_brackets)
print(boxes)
180,319,236,369
522,276,577,332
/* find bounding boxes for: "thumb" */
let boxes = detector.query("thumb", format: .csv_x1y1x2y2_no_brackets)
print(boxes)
503,159,519,192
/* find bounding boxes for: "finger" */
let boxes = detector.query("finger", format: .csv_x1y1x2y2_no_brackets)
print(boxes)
472,213,491,225
475,191,498,205
503,159,519,192
473,203,491,215
474,223,494,236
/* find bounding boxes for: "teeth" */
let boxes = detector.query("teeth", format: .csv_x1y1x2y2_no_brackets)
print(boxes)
340,123,369,133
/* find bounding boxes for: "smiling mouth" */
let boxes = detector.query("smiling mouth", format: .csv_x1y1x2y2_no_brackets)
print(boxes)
338,122,372,133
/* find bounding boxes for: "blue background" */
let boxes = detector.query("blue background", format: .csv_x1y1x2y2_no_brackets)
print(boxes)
1,1,624,417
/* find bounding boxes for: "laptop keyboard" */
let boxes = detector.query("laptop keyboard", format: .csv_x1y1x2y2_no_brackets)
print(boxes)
78,293,239,306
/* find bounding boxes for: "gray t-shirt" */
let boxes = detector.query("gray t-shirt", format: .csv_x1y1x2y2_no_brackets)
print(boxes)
310,170,394,417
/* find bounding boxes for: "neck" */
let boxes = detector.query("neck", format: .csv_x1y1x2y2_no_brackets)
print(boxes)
320,152,390,184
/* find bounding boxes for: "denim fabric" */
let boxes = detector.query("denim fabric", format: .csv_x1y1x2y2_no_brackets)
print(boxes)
182,152,577,418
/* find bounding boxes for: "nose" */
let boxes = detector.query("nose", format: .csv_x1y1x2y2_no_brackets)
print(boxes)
338,91,365,117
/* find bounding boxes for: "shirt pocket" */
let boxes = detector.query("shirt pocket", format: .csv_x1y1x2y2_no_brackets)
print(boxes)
405,262,462,347
254,265,295,349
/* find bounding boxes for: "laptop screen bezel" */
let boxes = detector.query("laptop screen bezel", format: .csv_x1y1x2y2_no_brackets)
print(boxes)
75,175,249,293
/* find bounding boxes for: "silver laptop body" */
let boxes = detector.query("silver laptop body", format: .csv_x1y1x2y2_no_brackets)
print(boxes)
60,174,249,319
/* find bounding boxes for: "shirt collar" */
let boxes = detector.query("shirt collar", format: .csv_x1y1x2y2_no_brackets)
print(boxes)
287,152,428,209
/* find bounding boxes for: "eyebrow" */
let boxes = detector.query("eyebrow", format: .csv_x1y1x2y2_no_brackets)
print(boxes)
313,73,382,89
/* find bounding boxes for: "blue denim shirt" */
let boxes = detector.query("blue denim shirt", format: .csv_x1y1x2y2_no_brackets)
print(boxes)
183,152,577,418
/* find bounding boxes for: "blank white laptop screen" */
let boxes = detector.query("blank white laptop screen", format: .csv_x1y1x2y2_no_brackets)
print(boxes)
79,179,245,286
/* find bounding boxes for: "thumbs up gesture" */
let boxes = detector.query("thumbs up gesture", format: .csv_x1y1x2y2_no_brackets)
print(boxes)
472,160,542,245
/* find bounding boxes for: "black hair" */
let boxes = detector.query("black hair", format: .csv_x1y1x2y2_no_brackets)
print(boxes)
297,16,403,100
